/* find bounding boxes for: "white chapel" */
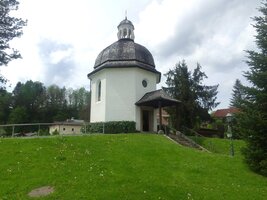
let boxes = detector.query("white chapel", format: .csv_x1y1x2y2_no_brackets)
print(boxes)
88,17,179,132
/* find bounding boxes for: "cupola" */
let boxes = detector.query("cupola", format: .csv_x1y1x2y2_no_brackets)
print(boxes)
117,17,135,40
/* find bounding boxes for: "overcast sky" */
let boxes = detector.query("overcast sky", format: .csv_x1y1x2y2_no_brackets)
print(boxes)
1,0,262,110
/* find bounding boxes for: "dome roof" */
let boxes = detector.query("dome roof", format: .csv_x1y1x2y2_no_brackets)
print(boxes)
88,18,161,82
94,38,155,69
118,18,134,28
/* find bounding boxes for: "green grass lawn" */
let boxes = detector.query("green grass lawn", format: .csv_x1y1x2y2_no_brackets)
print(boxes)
0,134,267,200
190,136,245,157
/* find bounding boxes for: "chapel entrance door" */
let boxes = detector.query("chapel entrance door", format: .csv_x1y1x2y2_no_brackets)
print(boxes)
142,110,150,132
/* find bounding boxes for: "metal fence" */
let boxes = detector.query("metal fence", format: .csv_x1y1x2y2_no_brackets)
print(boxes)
0,123,56,137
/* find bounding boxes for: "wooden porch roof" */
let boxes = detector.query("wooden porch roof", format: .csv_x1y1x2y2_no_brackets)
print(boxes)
135,89,180,108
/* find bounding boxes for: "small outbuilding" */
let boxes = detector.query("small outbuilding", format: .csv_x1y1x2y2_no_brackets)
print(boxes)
49,119,84,135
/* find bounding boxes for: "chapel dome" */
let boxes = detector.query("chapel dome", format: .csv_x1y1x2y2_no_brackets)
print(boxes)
94,39,155,69
118,18,134,28
88,17,161,80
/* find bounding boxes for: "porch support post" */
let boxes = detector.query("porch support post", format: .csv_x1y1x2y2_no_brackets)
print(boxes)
159,101,162,131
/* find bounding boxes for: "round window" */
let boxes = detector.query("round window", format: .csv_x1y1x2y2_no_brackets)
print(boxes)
142,80,147,88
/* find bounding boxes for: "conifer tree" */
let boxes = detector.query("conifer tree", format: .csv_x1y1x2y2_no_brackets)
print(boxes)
164,60,219,130
230,79,246,108
239,1,267,176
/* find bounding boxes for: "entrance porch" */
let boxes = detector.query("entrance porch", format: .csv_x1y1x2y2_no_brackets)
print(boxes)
136,89,180,132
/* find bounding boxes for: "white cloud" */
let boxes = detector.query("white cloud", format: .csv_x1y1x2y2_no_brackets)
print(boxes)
1,0,263,110
50,49,73,64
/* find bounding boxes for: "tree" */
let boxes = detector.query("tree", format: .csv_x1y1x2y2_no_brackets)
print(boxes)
12,81,46,122
229,79,246,139
8,106,28,133
0,88,11,123
164,60,219,130
8,106,28,124
67,87,91,121
230,79,246,108
45,85,68,122
0,0,26,88
4,80,91,125
237,1,267,176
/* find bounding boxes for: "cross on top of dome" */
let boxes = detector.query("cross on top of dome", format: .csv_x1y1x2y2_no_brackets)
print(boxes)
117,15,135,40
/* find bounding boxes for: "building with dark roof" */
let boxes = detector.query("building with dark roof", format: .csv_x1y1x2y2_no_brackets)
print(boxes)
88,17,178,132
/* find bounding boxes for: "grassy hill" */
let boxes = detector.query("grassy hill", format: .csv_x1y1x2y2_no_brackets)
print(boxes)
190,136,245,156
0,134,267,199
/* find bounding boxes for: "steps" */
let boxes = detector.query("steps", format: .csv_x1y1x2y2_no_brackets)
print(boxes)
166,132,210,152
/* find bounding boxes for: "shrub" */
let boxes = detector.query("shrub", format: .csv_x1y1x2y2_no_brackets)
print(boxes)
0,128,8,137
52,129,60,135
82,121,136,134
38,129,50,136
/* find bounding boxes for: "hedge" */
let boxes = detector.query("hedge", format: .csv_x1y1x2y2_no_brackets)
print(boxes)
82,121,136,134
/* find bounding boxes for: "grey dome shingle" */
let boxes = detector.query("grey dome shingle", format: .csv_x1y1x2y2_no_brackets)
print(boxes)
94,38,155,69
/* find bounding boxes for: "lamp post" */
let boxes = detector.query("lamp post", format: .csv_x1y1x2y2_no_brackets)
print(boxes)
226,113,234,156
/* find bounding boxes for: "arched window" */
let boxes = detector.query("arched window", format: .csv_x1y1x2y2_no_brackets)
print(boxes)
123,28,127,38
97,81,101,101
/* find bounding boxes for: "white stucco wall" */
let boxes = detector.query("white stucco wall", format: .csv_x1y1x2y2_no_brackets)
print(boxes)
49,124,82,135
105,68,136,122
134,68,157,130
89,70,107,122
134,68,157,99
89,67,158,131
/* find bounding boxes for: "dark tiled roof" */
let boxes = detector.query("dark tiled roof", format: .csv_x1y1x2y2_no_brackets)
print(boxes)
88,39,161,80
94,39,155,68
136,89,181,108
117,18,134,28
212,107,240,118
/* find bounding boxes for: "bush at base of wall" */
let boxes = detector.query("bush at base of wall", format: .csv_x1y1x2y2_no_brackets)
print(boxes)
82,121,136,134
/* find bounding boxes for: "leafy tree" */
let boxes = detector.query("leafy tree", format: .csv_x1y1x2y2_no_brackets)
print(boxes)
79,90,91,121
1,80,91,126
45,85,68,122
7,106,29,133
46,85,67,108
230,79,246,108
8,106,28,124
164,60,219,130
0,0,26,88
237,1,267,176
0,88,11,123
67,87,91,121
12,81,46,122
